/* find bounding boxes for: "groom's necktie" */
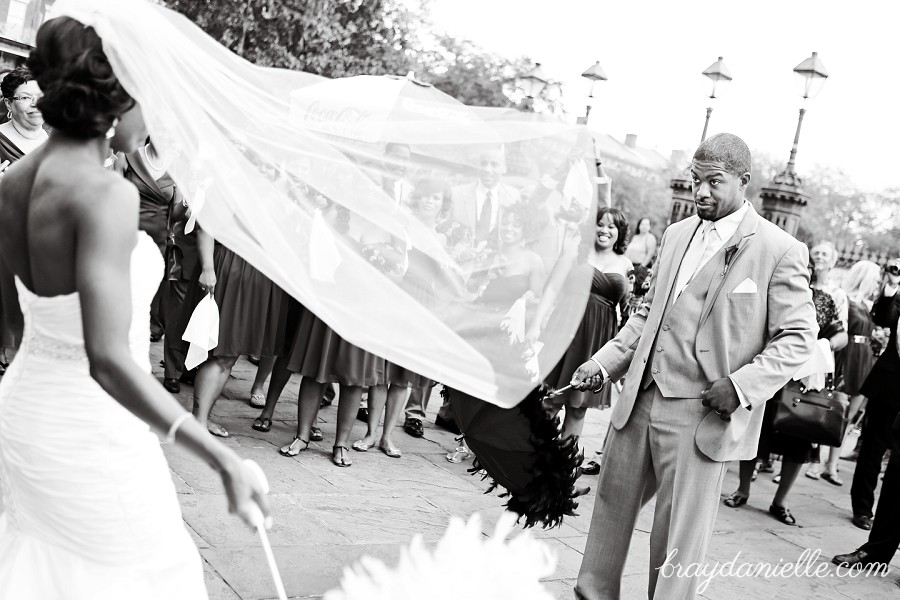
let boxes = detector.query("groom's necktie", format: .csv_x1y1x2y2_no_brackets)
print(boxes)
674,220,719,298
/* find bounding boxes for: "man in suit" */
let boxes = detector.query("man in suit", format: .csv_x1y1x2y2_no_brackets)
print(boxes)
570,133,818,599
449,146,521,243
849,258,900,530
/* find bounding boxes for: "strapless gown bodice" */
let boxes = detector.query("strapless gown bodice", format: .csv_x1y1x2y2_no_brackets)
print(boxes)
0,232,208,599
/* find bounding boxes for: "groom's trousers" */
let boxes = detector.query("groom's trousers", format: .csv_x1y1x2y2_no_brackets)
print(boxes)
575,382,727,600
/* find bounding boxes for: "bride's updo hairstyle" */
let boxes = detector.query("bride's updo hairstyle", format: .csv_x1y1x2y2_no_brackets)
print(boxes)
27,16,134,139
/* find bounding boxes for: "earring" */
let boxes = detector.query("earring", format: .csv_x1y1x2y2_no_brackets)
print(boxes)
105,118,119,140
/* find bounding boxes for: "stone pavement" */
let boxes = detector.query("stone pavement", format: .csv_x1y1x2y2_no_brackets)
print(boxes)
156,349,898,599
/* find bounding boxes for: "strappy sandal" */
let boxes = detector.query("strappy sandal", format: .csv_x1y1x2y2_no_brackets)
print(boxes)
279,437,309,457
332,445,352,467
252,417,272,432
769,504,797,525
724,492,749,508
310,426,324,442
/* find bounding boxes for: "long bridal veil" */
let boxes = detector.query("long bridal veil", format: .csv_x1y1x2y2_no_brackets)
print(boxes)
53,0,599,408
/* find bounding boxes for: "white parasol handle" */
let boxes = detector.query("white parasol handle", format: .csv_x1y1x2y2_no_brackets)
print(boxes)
243,460,288,600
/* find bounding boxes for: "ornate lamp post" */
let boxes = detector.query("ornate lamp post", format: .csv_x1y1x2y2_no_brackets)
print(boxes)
700,56,732,142
760,52,829,237
669,56,734,224
518,63,548,112
580,61,608,125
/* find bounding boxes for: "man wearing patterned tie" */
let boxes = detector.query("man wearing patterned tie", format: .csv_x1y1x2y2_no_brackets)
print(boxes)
570,133,818,600
449,146,521,243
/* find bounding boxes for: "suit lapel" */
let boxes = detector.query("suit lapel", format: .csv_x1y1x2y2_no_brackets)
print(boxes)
698,205,760,328
659,217,701,309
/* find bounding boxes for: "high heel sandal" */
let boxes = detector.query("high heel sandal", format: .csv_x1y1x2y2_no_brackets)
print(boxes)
279,437,309,457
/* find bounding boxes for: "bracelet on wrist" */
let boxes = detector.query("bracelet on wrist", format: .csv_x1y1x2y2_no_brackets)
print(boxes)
165,412,193,444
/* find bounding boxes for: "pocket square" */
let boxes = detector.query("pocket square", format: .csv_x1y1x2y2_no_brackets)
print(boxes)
732,278,758,294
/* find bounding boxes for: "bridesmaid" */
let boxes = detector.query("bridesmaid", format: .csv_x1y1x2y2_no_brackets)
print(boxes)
169,227,288,437
254,202,386,467
542,207,631,474
355,179,449,458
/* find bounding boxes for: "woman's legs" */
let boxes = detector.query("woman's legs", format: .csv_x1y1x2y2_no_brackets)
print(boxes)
256,356,293,421
191,355,239,437
824,394,868,479
357,384,387,448
773,460,804,508
250,356,276,403
379,384,408,456
334,385,363,466
562,405,588,440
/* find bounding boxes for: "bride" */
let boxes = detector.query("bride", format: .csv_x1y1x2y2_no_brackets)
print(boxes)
0,15,269,599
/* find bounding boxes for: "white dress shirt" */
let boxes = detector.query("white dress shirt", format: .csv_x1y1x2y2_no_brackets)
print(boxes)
673,201,749,298
475,182,501,232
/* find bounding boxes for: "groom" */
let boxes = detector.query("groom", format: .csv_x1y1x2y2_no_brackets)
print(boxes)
571,133,817,599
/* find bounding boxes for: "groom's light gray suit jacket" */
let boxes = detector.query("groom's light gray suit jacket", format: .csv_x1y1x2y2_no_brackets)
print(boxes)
593,204,818,462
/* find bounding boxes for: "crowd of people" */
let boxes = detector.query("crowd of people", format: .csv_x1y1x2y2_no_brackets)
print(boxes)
0,5,897,600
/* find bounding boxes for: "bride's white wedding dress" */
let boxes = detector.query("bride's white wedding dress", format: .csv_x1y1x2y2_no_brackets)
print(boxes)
0,232,207,599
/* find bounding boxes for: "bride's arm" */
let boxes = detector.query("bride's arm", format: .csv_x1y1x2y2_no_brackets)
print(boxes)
74,176,269,528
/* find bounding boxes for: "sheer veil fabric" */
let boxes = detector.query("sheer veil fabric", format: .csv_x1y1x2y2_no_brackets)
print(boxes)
54,0,598,408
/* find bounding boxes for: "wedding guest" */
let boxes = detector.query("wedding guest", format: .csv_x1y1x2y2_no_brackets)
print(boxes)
818,260,882,485
850,257,900,530
543,207,631,475
449,146,521,244
0,67,48,374
806,240,849,480
169,227,289,437
723,262,847,525
624,216,657,267
570,134,817,599
119,138,176,343
833,412,900,571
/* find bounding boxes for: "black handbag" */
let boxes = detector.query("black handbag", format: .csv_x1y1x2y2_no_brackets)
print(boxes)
772,380,849,447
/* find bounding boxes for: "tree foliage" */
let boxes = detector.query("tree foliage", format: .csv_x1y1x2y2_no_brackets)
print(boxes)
163,0,417,77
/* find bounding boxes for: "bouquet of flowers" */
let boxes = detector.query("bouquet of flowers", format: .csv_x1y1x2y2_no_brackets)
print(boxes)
324,512,557,600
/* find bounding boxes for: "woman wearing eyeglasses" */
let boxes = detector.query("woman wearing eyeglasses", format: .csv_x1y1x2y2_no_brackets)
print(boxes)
0,67,49,375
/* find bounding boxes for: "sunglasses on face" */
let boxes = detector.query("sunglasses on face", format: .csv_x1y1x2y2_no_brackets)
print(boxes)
887,264,900,276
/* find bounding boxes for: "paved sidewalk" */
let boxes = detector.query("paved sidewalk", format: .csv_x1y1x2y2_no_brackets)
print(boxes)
157,351,897,599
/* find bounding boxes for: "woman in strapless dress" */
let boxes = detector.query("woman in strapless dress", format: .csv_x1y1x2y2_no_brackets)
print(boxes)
0,17,268,599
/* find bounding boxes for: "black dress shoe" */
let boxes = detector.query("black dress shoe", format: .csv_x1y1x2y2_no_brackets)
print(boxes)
179,370,196,386
832,549,888,571
852,514,873,530
434,414,461,435
580,460,601,476
404,418,424,438
163,378,181,394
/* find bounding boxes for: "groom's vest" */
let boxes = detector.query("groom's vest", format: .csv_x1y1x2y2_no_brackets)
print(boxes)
641,245,724,398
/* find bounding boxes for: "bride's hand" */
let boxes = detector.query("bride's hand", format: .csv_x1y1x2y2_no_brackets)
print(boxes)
219,453,272,529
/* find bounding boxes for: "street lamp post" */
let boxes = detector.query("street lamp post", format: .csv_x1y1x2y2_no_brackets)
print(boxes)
669,56,733,224
581,61,608,125
700,56,732,142
760,52,829,237
577,61,610,206
518,63,549,112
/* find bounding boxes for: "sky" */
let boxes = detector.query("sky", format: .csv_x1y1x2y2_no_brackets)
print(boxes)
425,0,900,193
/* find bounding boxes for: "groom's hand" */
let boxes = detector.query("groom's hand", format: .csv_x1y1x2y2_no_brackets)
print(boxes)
701,378,740,421
571,360,604,392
